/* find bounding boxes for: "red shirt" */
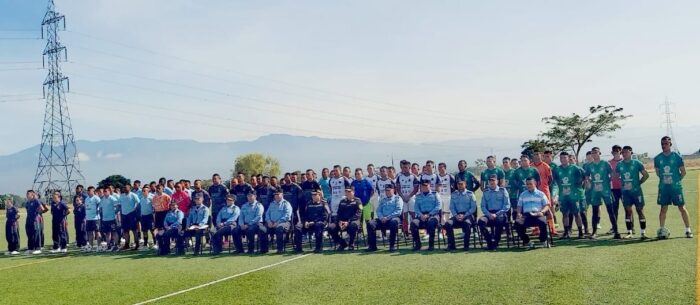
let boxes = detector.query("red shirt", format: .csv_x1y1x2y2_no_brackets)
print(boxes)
172,191,191,215
609,158,622,190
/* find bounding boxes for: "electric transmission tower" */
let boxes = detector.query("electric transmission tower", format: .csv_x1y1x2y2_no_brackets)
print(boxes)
32,0,84,197
660,96,680,153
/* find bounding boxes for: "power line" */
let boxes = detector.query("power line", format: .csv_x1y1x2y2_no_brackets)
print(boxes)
68,43,525,126
65,30,524,124
68,69,514,138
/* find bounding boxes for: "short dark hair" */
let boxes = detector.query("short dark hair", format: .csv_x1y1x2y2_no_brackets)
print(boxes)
559,151,569,156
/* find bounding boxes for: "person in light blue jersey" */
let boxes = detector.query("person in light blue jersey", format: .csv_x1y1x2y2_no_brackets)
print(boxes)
139,186,156,249
119,185,141,251
99,187,120,251
84,186,101,251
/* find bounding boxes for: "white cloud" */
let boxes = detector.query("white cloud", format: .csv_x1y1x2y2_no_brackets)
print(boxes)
102,153,123,159
77,152,90,162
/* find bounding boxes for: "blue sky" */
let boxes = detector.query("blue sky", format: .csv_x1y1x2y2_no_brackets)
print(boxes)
1,0,699,155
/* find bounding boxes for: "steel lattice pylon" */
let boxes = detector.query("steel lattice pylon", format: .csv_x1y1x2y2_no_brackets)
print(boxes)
32,0,84,198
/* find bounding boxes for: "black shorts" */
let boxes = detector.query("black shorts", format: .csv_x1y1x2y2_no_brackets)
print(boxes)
101,220,116,233
154,211,168,229
86,220,99,232
121,212,138,231
140,214,154,231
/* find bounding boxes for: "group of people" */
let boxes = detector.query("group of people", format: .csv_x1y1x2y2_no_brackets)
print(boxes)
4,136,692,256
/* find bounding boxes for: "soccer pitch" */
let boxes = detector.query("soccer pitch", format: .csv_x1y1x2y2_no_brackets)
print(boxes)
0,171,697,305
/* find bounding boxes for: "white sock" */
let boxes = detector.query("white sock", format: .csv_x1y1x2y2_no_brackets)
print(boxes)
686,227,692,233
641,229,646,234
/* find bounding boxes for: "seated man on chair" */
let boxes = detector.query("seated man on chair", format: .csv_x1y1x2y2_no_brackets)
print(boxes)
234,191,267,254
184,194,210,255
265,188,293,254
445,180,477,251
294,189,329,253
411,180,441,251
156,201,184,255
211,194,240,255
515,177,551,249
328,185,362,251
366,184,403,252
478,175,510,250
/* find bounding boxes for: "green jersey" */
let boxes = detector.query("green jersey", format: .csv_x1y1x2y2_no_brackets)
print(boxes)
509,167,541,197
504,168,516,199
480,167,505,184
653,152,684,189
584,160,613,195
616,159,645,194
553,164,584,200
548,162,559,197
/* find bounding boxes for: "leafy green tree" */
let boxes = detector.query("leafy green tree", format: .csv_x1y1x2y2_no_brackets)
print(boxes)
98,175,131,190
232,153,281,178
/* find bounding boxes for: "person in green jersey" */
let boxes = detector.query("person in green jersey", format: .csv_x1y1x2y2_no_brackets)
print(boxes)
544,150,560,228
584,147,614,239
654,136,692,238
616,145,650,239
510,155,541,198
553,152,585,239
503,157,518,221
480,156,505,191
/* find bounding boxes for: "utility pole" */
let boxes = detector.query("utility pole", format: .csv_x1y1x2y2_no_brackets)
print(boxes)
660,96,680,154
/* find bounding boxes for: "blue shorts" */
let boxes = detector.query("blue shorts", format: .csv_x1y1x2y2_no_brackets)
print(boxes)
101,220,116,233
140,214,154,231
86,220,99,232
121,212,138,231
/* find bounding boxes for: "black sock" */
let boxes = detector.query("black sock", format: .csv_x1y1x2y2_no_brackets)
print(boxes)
640,218,646,230
625,218,632,231
580,212,589,232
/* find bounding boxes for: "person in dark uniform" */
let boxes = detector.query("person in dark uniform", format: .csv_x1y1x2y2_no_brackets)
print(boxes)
294,189,329,253
328,186,362,251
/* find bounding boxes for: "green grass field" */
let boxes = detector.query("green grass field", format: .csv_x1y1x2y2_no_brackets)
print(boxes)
0,171,697,305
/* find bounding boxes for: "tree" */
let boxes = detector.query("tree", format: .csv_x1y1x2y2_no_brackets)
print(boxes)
232,153,281,178
1,194,25,209
521,138,568,157
98,175,131,190
538,105,631,162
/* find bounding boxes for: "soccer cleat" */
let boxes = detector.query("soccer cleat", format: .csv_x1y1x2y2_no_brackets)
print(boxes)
686,232,693,238
640,233,649,240
32,250,42,255
10,251,19,255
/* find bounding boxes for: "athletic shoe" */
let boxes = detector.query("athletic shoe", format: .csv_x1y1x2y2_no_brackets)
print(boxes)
49,249,60,254
60,248,67,253
687,232,694,238
528,241,535,249
543,241,551,248
32,250,42,255
624,233,634,239
10,251,19,255
589,234,597,240
152,244,159,250
640,233,649,240
138,239,145,246
613,234,622,240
